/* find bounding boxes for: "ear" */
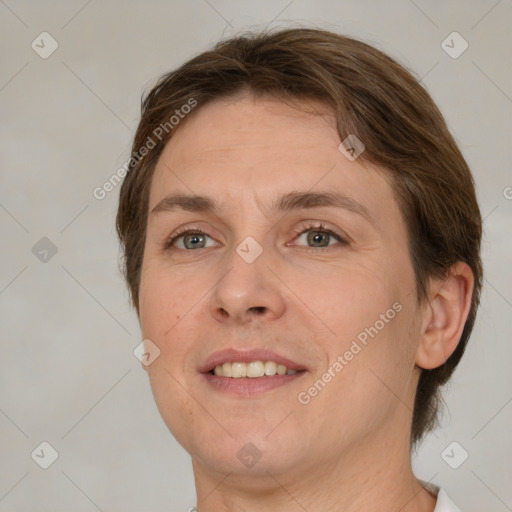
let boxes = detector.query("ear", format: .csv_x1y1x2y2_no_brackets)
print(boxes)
416,262,475,370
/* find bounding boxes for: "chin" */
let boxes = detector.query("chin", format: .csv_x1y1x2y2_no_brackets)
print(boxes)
187,428,302,476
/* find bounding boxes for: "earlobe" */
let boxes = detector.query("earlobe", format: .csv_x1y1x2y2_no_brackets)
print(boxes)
416,262,474,370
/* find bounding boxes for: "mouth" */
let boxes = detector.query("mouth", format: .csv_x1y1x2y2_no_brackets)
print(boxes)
199,348,308,396
208,360,303,377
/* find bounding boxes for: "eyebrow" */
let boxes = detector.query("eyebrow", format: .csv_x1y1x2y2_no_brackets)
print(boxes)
150,191,373,223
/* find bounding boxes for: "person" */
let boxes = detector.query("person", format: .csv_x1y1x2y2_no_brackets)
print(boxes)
116,27,482,511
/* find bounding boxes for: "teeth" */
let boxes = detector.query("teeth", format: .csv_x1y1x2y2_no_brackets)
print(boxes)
247,361,265,378
264,361,277,376
222,362,232,377
211,360,300,378
231,362,247,378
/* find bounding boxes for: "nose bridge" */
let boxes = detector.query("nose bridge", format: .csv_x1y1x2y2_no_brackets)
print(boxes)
208,233,285,323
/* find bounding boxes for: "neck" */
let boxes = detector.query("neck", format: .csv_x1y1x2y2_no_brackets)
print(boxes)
191,424,437,512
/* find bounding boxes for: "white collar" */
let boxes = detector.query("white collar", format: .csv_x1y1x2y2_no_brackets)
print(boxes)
420,480,461,512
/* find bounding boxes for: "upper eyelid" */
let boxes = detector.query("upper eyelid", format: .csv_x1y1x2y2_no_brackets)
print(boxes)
169,223,340,239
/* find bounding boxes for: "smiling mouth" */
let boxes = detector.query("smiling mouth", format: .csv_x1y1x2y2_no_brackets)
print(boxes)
203,372,307,397
208,360,305,378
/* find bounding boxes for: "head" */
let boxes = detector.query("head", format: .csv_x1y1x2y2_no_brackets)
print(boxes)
116,28,482,475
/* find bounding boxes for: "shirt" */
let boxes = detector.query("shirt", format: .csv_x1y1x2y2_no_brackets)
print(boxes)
421,481,461,512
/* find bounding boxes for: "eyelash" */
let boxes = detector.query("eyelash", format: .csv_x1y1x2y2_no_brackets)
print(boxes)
290,222,349,249
164,222,348,251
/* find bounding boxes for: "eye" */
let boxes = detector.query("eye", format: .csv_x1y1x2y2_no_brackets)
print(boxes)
165,229,217,250
164,223,348,251
292,223,348,248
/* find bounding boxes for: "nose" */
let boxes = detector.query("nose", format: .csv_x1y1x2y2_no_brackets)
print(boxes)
208,243,286,325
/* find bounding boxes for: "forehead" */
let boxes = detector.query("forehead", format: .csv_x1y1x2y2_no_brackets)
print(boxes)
149,93,400,226
156,94,340,171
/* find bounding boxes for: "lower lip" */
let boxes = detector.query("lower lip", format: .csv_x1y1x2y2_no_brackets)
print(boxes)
201,371,307,396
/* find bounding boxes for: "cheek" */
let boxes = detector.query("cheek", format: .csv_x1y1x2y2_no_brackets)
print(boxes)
138,268,204,447
144,359,204,456
139,264,195,339
138,259,220,379
288,256,400,346
305,308,418,445
292,259,416,410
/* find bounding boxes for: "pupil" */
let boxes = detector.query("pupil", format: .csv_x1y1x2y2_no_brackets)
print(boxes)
308,231,329,247
185,234,204,249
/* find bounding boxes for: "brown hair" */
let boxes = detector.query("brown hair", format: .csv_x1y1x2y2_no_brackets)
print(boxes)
116,27,482,446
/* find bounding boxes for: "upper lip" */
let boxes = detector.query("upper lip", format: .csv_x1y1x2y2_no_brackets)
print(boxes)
198,348,307,373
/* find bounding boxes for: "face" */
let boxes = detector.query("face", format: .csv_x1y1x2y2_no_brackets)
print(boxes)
138,93,423,479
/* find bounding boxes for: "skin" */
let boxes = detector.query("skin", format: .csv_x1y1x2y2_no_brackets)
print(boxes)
138,93,474,512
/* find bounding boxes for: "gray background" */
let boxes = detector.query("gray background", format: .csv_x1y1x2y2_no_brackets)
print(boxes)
1,1,511,511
